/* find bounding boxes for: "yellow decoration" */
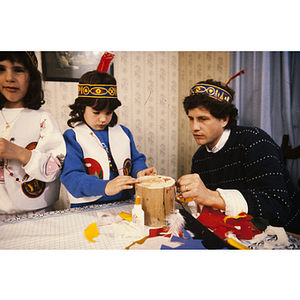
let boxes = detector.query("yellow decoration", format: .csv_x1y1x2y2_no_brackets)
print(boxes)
176,193,193,203
125,236,150,250
223,211,247,223
119,212,132,221
84,222,100,243
227,238,250,250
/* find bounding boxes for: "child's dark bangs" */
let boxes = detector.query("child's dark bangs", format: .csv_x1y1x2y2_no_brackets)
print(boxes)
0,52,17,64
92,98,120,111
92,99,110,111
0,52,28,69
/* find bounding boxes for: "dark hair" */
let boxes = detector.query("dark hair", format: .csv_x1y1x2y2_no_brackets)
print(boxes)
67,71,121,128
0,52,44,110
183,79,238,129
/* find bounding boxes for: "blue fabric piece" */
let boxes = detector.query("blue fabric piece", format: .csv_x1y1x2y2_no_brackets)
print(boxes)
160,228,208,250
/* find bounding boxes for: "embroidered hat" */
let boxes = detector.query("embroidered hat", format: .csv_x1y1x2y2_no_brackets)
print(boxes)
25,51,38,69
78,84,117,98
190,83,233,103
78,52,117,98
190,69,247,103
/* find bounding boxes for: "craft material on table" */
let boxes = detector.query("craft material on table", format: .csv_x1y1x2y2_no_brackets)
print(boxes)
0,200,143,250
84,222,100,242
135,175,175,227
2,198,300,250
131,195,144,229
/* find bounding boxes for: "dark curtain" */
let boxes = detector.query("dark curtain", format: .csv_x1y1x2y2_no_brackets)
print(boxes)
230,51,300,188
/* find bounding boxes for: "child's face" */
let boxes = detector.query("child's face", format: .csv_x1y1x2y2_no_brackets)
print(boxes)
0,59,29,108
84,106,113,131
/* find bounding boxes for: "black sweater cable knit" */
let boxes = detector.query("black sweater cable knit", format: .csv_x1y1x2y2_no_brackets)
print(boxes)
192,125,300,234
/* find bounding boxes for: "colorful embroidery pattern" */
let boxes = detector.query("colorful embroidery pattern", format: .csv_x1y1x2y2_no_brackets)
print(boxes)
78,84,117,98
190,83,232,103
123,158,132,175
83,157,104,179
22,179,45,198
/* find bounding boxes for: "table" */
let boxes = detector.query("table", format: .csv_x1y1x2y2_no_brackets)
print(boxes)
0,200,141,250
2,199,300,250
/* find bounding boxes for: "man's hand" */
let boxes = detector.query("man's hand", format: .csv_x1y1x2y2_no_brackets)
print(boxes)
176,173,225,210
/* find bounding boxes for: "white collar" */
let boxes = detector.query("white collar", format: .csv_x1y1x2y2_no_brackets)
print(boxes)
206,129,231,153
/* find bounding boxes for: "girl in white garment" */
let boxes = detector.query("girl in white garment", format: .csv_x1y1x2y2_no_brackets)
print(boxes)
0,52,66,220
61,70,157,208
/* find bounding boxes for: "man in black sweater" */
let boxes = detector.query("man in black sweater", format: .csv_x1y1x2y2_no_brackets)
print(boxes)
176,79,300,234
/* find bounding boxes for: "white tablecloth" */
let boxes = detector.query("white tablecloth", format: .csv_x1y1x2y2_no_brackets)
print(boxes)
0,200,141,250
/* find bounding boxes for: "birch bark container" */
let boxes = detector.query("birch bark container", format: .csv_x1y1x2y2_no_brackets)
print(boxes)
135,175,176,227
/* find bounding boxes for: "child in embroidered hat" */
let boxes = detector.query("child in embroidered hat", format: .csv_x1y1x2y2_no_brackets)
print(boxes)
61,69,157,208
176,77,300,234
0,51,66,220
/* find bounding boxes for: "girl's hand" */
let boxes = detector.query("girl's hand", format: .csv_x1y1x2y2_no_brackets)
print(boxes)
137,167,157,177
0,138,31,165
104,175,141,196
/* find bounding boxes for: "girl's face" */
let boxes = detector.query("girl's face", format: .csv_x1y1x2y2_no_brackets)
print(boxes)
0,59,29,108
84,106,113,131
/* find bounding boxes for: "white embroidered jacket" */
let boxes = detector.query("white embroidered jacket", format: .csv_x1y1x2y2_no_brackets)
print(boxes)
66,123,131,204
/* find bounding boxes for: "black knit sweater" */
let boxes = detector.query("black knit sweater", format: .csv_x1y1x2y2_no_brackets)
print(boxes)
192,125,300,234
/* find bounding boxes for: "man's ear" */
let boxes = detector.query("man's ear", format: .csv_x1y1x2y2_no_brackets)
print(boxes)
222,115,229,128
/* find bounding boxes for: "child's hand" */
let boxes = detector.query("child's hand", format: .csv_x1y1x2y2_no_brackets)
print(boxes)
137,167,157,177
0,138,31,165
105,176,141,196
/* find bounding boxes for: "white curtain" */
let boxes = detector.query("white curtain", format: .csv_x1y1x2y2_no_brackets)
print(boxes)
230,51,300,188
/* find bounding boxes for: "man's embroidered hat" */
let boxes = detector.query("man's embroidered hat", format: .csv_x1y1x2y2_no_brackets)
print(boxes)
25,51,38,69
190,83,233,103
190,69,247,103
78,52,117,98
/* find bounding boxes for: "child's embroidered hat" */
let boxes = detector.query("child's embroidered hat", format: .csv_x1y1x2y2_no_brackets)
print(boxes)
78,84,117,98
78,52,117,98
189,69,247,103
25,51,38,69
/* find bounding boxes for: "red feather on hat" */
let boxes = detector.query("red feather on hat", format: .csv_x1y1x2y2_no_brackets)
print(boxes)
226,68,247,86
97,52,115,73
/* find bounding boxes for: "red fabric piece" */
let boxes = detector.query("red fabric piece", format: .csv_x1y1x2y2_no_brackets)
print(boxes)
97,52,115,73
213,226,229,239
198,206,229,228
197,206,261,240
148,227,184,238
149,227,169,237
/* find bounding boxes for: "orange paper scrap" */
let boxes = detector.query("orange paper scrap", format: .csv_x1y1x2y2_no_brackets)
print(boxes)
84,222,100,243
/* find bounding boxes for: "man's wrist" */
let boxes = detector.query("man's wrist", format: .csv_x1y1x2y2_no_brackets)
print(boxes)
209,190,226,210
